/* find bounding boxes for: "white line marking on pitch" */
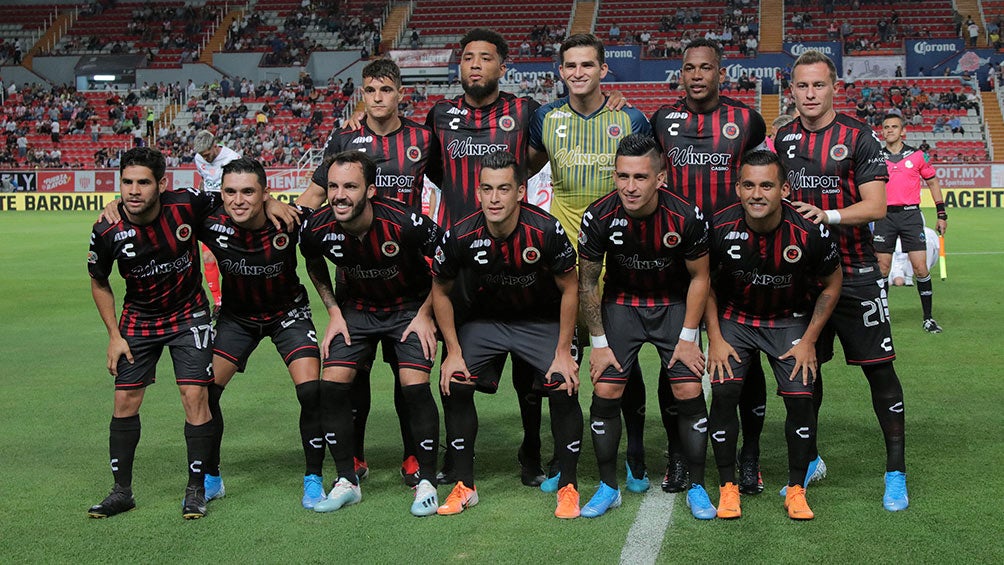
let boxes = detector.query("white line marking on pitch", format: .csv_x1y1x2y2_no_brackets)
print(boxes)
619,490,676,565
947,251,1004,255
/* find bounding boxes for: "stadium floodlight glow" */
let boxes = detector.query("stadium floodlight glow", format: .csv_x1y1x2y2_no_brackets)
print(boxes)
93,75,117,81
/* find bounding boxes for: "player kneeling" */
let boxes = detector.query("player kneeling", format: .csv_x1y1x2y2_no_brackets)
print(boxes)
301,151,442,516
705,151,842,520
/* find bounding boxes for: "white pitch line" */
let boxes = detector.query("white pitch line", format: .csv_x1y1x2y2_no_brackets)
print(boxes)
946,251,1004,255
619,490,677,565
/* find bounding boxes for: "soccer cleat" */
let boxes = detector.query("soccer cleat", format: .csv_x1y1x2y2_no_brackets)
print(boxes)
401,455,421,488
717,483,742,519
625,459,650,493
87,485,135,518
182,485,207,519
883,471,909,512
302,474,326,509
353,458,369,481
661,452,689,493
313,478,361,513
518,447,546,487
540,471,562,494
204,474,225,501
780,456,827,496
923,318,943,333
686,484,717,520
554,484,581,519
410,479,439,517
580,482,621,518
784,484,814,520
737,454,764,494
437,481,478,515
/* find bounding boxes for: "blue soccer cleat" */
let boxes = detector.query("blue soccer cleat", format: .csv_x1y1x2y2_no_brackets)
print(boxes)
302,474,326,509
780,455,827,496
580,482,622,518
686,484,717,520
883,471,909,511
625,460,650,493
540,471,562,494
204,474,225,501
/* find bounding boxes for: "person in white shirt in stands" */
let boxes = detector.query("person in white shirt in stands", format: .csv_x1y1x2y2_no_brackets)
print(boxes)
193,130,242,312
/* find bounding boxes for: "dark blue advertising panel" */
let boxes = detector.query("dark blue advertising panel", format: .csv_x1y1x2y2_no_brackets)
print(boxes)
783,42,842,72
905,39,966,76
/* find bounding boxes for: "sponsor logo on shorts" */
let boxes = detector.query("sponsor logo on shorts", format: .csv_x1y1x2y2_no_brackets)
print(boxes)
87,250,98,264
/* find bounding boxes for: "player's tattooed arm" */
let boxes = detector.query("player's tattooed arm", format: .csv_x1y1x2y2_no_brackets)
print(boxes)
704,289,739,384
91,278,133,376
781,267,842,385
579,257,623,382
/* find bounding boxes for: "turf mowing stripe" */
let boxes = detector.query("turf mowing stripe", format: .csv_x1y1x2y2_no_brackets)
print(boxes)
619,491,677,565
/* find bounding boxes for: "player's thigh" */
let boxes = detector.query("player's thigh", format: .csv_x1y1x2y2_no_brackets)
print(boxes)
323,308,380,372
906,249,930,277
509,319,575,394
166,326,215,387
757,324,815,396
597,303,647,385
384,310,435,375
457,320,510,393
268,313,321,374
213,313,263,377
871,216,899,254
648,303,702,384
711,319,759,387
831,282,897,366
114,334,168,391
896,209,928,253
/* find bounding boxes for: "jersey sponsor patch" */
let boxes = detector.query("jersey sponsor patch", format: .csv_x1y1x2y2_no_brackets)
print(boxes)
273,233,290,250
522,246,541,264
663,231,681,248
607,124,623,139
407,145,422,162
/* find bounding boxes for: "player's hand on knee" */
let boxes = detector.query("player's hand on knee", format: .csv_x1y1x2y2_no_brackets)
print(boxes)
669,340,705,376
547,352,580,395
98,198,122,224
401,312,437,361
588,347,622,384
439,355,470,396
781,341,817,386
707,339,738,384
107,336,133,376
320,312,350,361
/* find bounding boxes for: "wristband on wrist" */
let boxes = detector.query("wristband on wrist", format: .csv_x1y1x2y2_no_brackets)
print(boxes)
935,201,948,220
824,210,842,225
590,334,609,348
679,327,699,343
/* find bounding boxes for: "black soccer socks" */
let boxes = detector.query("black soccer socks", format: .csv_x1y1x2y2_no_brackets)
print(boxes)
548,391,583,489
675,393,709,486
295,380,325,476
709,382,742,485
108,415,141,488
401,383,440,483
590,394,622,487
184,419,214,488
320,380,358,484
445,381,478,487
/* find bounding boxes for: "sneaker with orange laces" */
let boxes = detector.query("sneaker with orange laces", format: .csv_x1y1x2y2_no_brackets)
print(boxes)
554,484,580,519
437,481,478,515
354,458,369,481
717,482,742,519
784,484,814,520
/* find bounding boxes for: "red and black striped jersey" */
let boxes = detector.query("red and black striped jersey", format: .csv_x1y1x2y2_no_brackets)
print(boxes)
87,188,215,336
199,205,310,323
432,203,576,322
710,201,840,327
312,117,436,210
578,188,709,306
299,197,442,312
774,113,889,285
650,96,766,216
425,92,539,227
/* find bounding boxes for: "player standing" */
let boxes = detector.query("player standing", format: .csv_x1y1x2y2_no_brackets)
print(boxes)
875,113,947,332
527,33,653,493
650,38,769,494
300,151,442,516
774,50,909,511
431,150,582,518
577,134,713,519
705,150,842,520
198,158,328,509
87,147,217,519
193,130,242,312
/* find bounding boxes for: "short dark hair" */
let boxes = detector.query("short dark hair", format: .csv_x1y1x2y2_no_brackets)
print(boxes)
479,150,519,181
683,38,724,67
362,58,402,88
222,157,267,189
560,33,604,65
739,149,787,183
881,113,905,125
322,150,377,187
792,50,838,84
119,147,166,181
460,28,508,62
615,133,663,170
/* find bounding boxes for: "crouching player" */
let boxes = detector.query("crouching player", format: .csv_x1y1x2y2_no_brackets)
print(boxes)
705,151,841,520
431,150,583,519
577,134,712,519
198,158,329,509
300,151,442,516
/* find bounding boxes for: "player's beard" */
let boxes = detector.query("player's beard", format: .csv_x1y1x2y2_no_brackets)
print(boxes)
331,196,367,223
462,77,500,102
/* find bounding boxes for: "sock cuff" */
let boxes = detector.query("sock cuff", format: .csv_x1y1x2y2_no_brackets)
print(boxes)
110,414,140,431
590,394,621,419
184,419,215,437
675,394,707,416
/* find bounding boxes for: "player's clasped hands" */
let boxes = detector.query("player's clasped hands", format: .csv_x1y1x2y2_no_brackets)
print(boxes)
706,337,739,384
668,339,706,376
780,339,818,386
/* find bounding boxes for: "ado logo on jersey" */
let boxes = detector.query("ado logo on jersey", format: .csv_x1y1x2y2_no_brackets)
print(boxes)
722,122,740,140
382,241,400,257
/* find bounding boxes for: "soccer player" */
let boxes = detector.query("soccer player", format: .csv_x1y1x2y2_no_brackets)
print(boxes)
297,59,438,485
706,150,842,521
650,38,769,494
577,134,713,519
87,147,217,519
875,113,947,333
431,150,582,518
774,50,909,511
193,130,242,311
198,157,327,509
527,33,653,494
300,151,442,516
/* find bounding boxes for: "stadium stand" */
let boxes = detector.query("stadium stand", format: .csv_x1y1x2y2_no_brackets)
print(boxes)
783,0,956,49
0,5,59,65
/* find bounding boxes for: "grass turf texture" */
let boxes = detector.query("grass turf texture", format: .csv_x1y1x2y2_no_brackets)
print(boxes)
1,208,1001,563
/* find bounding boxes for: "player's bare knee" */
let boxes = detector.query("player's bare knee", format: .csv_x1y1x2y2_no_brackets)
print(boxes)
178,385,211,424
322,366,356,384
113,389,145,418
287,357,321,385
593,382,624,400
671,381,703,401
398,368,430,386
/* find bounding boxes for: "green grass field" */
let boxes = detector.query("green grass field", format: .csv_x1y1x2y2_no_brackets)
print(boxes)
1,208,1002,564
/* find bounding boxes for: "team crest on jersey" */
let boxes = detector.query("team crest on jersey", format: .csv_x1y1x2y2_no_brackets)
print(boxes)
722,122,740,140
382,241,400,257
522,246,541,264
87,250,98,264
176,224,192,241
499,115,516,132
407,145,422,162
905,160,914,169
273,233,290,250
607,124,623,139
783,245,803,263
663,232,681,248
830,144,848,161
